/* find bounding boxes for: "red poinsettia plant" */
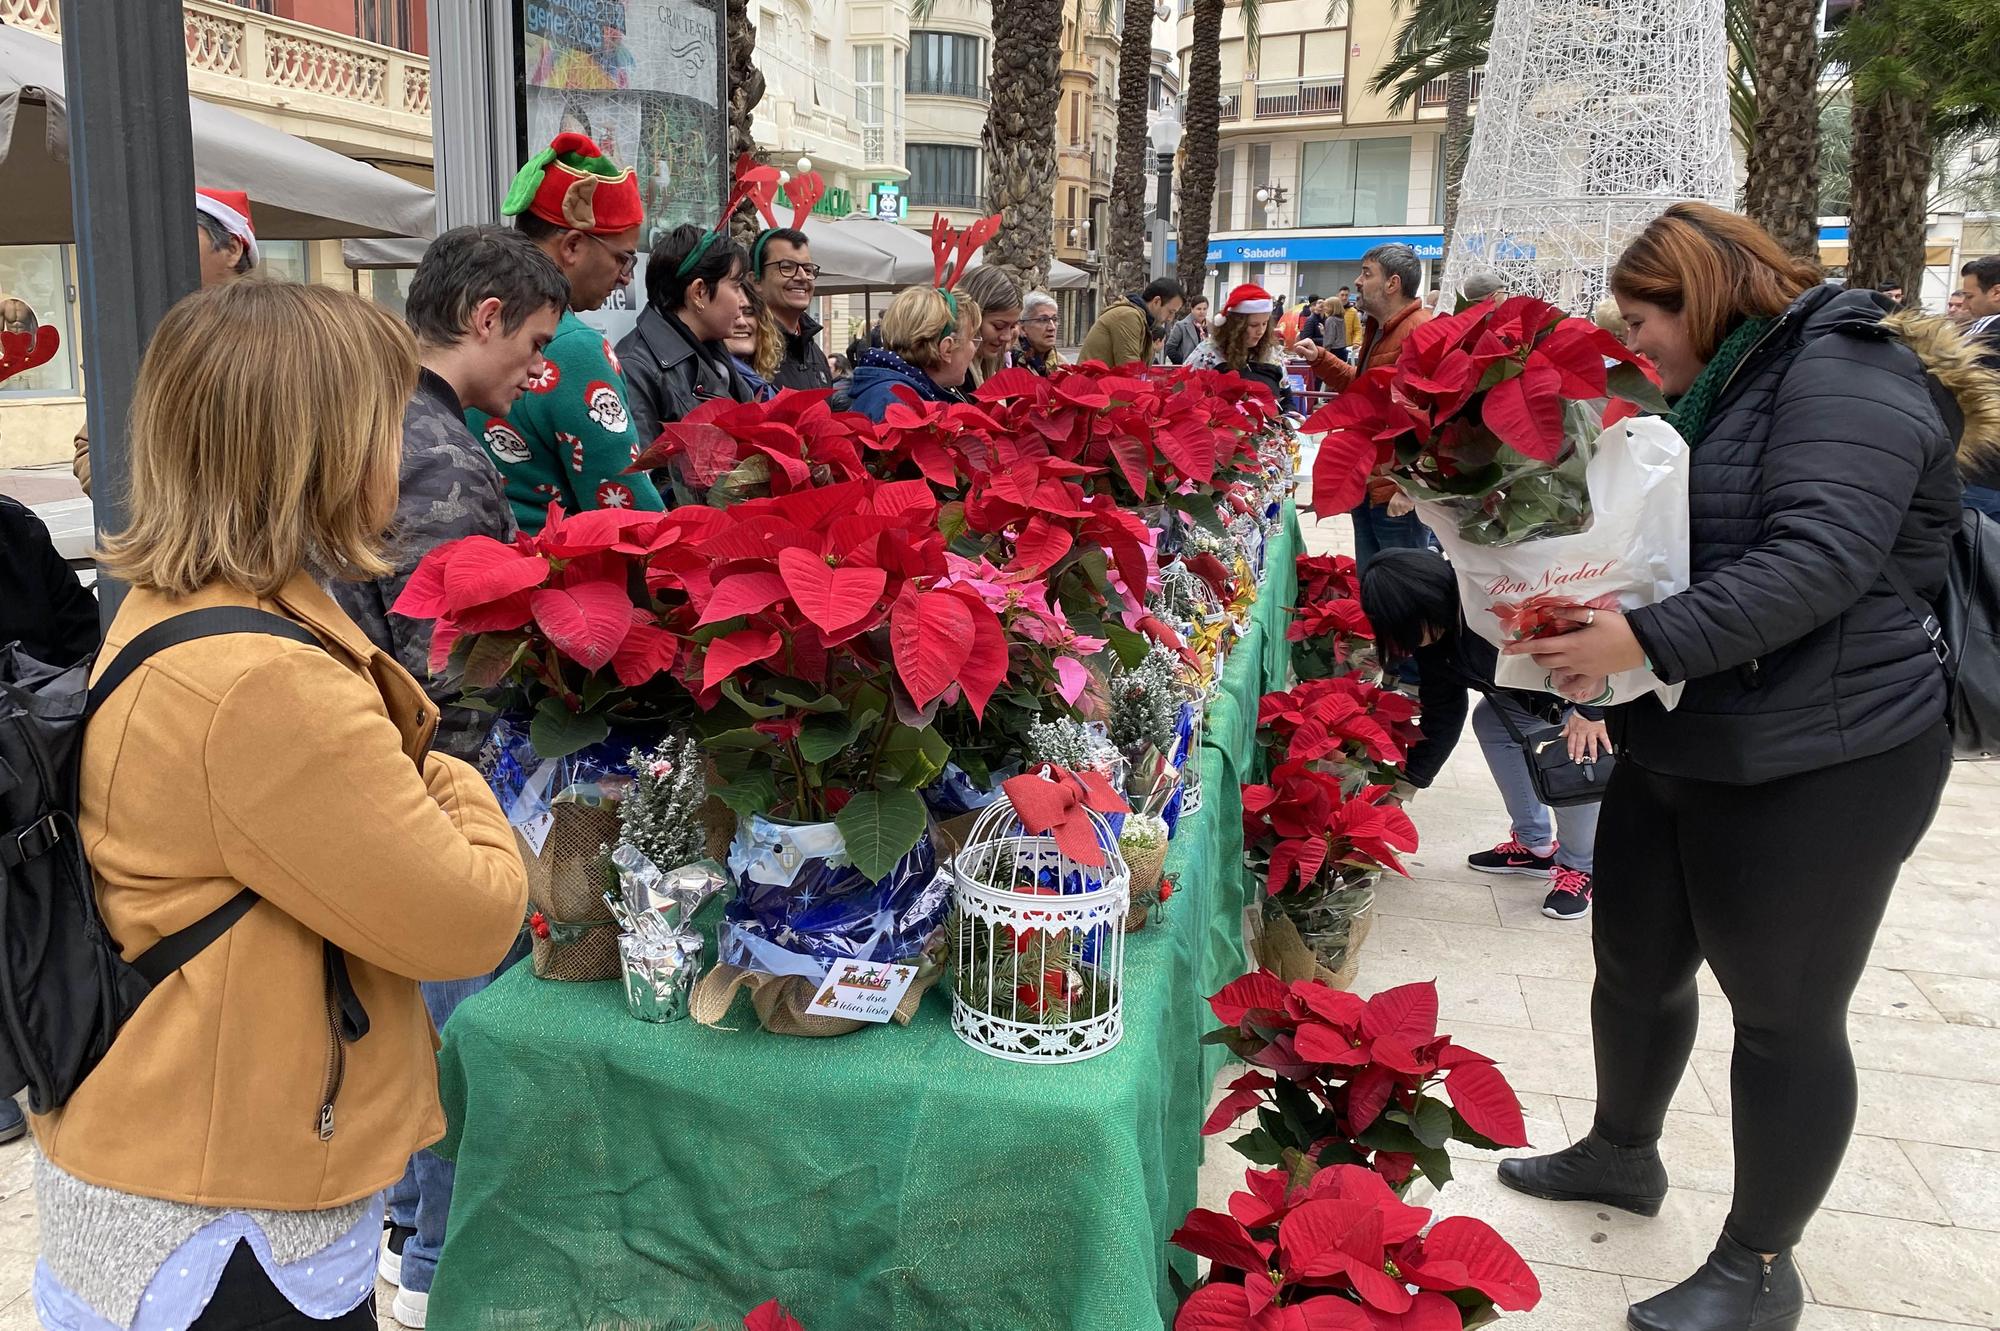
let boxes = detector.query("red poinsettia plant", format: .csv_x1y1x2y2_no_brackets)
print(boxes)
1306,295,1664,547
1242,762,1419,894
1201,973,1530,1197
1295,554,1362,607
742,1300,806,1331
1258,678,1423,786
1288,559,1379,685
1170,1159,1540,1330
632,388,874,505
392,503,722,757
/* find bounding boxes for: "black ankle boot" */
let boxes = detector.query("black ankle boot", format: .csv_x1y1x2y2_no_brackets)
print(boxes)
1627,1230,1804,1331
1495,1131,1668,1216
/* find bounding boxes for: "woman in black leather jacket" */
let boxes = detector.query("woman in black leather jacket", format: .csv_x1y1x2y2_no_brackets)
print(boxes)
615,224,755,456
1503,203,1967,1331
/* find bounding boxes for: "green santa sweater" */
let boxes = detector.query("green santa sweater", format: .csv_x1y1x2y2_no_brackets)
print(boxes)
466,310,665,532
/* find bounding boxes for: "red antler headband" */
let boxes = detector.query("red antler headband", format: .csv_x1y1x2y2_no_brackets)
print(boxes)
928,212,1002,317
785,172,826,231
677,154,783,277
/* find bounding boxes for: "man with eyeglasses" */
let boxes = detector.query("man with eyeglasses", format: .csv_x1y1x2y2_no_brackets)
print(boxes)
751,226,835,390
467,132,663,531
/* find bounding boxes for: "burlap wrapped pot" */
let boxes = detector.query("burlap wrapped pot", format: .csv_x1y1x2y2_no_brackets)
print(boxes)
1119,835,1169,933
521,803,621,982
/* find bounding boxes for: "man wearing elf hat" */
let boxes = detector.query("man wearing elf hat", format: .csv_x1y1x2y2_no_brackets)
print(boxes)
466,132,664,533
72,188,260,495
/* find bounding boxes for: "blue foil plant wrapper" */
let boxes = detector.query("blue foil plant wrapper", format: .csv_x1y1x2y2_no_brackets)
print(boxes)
482,715,639,829
720,814,948,983
922,762,1015,819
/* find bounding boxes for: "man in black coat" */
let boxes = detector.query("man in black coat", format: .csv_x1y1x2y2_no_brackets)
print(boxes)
0,495,96,669
752,227,834,390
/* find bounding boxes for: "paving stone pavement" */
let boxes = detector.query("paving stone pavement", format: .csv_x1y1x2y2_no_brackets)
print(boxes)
1196,514,2000,1331
0,503,1991,1329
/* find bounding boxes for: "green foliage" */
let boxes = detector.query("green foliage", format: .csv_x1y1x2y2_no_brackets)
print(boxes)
834,789,931,883
1828,0,2000,140
1108,642,1187,756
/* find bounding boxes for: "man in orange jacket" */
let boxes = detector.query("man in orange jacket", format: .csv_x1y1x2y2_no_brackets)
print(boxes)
1294,242,1435,569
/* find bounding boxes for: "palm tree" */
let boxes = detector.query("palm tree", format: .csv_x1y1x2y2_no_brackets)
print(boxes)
978,0,1067,290
1834,0,2000,293
725,0,765,240
1742,0,1823,260
1102,0,1159,295
1174,0,1225,300
1368,0,1491,252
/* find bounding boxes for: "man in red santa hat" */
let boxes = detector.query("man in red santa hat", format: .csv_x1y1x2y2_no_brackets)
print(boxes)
74,189,261,494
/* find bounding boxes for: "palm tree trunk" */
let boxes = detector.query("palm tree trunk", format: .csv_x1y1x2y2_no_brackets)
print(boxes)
726,0,765,242
1846,88,1931,293
1742,0,1821,260
1103,0,1157,294
982,0,1065,290
1440,68,1472,251
1176,0,1225,300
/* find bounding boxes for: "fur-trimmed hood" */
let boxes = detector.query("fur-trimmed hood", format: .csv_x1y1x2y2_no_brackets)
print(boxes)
1882,308,2000,479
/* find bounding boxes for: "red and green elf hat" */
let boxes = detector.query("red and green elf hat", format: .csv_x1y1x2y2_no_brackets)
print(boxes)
502,132,642,235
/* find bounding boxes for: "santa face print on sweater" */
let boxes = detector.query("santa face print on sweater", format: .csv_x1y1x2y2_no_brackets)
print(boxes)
483,419,531,465
585,380,630,435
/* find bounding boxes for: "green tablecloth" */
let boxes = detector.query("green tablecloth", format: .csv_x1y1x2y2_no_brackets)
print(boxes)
426,506,1302,1331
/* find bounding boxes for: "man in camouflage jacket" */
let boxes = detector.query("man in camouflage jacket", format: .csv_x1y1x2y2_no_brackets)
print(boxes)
330,227,567,760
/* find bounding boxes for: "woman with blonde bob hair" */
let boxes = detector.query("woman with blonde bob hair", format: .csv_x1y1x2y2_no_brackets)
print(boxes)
843,284,983,420
34,281,529,1330
1498,202,1977,1331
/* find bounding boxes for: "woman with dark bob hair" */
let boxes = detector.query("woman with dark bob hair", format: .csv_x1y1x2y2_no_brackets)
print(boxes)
615,222,754,451
1501,202,1982,1331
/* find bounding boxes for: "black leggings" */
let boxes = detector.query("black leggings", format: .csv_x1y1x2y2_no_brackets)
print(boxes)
189,1243,377,1330
1589,723,1950,1252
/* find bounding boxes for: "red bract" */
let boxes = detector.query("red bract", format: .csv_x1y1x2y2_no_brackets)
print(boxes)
631,390,870,497
1305,294,1658,518
1243,764,1419,890
1171,1160,1539,1330
1295,555,1361,605
743,1300,807,1331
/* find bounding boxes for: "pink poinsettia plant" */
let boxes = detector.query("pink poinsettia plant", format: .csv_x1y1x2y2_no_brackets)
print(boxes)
1170,1159,1540,1330
1201,973,1530,1197
1306,295,1664,547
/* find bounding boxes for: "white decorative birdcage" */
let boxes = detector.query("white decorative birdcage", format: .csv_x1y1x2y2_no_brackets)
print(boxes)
947,784,1130,1063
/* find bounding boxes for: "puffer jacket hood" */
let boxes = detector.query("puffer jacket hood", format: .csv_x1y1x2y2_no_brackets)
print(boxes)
1881,308,2000,482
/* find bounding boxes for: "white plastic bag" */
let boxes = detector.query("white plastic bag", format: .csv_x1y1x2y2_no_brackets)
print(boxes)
1411,415,1690,708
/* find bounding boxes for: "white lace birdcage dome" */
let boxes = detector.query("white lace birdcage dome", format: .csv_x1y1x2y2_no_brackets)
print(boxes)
947,780,1130,1064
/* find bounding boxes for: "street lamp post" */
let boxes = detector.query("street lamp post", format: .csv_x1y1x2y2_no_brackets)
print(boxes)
1147,113,1183,282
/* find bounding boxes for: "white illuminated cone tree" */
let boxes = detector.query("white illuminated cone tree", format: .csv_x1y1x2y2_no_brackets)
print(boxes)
1443,0,1734,312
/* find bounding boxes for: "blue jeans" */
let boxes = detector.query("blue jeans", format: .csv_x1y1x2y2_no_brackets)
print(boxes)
1964,484,2000,521
1349,500,1434,574
1471,695,1599,873
386,940,527,1293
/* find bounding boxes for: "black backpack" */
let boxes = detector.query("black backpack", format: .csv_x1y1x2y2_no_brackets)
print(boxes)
0,607,321,1112
1885,507,2000,760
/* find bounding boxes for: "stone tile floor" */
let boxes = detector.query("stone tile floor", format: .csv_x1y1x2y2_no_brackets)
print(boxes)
1194,515,2000,1331
0,502,1990,1329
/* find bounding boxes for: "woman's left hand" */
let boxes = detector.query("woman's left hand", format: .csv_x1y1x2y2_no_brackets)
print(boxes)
1386,492,1416,518
1502,606,1647,677
1562,711,1614,763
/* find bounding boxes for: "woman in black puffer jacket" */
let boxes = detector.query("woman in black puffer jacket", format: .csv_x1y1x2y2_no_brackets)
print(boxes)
1501,203,1973,1331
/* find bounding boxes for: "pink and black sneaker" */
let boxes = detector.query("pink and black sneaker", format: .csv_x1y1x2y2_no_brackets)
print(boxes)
1543,866,1593,920
1467,837,1557,877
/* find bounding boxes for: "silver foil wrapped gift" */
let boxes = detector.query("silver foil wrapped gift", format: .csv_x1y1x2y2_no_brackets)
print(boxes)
609,846,725,1023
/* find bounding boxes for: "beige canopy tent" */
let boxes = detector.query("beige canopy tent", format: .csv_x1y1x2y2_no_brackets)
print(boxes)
0,22,434,244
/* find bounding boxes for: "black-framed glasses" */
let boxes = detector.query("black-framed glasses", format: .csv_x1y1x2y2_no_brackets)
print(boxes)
1024,313,1058,326
583,231,638,277
769,259,822,280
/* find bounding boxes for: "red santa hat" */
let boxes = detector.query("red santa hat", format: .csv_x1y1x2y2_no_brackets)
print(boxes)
1222,283,1274,315
194,188,258,266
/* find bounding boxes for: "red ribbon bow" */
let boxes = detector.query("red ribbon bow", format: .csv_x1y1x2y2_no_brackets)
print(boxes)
1001,764,1130,867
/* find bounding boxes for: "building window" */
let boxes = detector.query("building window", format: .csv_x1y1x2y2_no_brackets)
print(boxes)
1300,137,1413,228
0,245,77,396
1216,145,1237,231
907,143,981,209
1249,142,1273,227
856,45,884,124
259,240,309,285
813,37,833,109
908,31,988,101
351,0,415,51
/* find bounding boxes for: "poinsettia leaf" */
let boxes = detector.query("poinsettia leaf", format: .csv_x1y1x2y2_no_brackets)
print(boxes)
1409,1096,1454,1149
433,537,550,614
1362,1291,1463,1331
1480,360,1566,463
1289,1295,1374,1331
1230,1126,1288,1166
1011,514,1074,574
888,586,976,708
529,581,635,670
1293,1023,1368,1067
1361,982,1441,1045
833,788,928,883
1210,971,1293,1027
528,695,610,761
702,627,784,692
392,546,454,619
1173,1282,1253,1331
458,630,529,691
699,571,792,626
1202,1070,1276,1135
1168,1208,1273,1275
775,546,889,635
1346,1065,1397,1134
1406,1216,1542,1310
957,601,1010,721
742,1299,806,1331
610,617,680,689
1443,1060,1529,1148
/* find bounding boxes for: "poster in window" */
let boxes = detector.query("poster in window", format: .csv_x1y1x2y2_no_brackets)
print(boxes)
521,0,728,248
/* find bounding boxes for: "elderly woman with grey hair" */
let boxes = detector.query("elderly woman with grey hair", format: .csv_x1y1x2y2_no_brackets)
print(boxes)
1017,290,1063,376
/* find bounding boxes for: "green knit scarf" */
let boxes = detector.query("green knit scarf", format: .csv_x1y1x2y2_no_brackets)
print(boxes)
1665,316,1774,446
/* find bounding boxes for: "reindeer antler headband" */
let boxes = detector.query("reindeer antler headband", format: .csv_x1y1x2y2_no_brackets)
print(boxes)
675,153,782,278
928,212,1002,316
751,171,828,274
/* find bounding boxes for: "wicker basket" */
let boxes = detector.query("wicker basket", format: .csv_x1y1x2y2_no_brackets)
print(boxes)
1119,835,1169,933
522,804,622,982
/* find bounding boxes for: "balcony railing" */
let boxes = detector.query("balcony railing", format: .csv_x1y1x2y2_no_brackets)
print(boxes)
1219,83,1243,120
908,190,983,210
1417,70,1486,109
1253,77,1343,119
907,77,990,103
2,0,432,127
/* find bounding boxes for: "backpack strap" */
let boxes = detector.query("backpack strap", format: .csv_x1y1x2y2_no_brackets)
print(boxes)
83,608,325,989
86,607,321,720
1879,556,1955,677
